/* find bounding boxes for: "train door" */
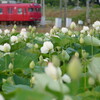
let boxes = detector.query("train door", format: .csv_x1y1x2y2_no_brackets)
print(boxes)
0,6,7,21
28,7,35,21
35,7,41,19
0,7,3,21
7,7,14,21
16,7,24,21
23,8,28,21
33,7,37,20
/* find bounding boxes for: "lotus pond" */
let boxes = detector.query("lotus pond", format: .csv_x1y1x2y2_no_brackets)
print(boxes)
0,21,100,100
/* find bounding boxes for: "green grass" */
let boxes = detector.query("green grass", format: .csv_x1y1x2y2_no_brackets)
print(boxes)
72,8,100,24
46,7,100,24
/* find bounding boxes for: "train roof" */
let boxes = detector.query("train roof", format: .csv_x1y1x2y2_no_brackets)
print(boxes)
0,3,41,7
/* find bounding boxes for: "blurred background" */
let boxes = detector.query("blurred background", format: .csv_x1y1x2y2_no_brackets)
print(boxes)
0,0,100,33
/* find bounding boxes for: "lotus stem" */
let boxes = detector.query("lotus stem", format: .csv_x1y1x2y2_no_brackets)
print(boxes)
5,55,7,70
91,36,93,57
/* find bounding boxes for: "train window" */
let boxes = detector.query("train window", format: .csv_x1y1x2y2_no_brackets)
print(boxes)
18,8,22,14
8,8,13,14
0,8,3,14
28,8,34,12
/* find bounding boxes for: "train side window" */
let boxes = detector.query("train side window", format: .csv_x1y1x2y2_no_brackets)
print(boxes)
18,8,22,14
0,8,3,14
28,8,34,12
8,8,13,14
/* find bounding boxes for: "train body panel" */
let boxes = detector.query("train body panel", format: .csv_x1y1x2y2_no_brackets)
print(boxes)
0,3,42,22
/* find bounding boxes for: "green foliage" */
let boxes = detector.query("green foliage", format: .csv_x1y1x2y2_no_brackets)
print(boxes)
72,8,100,23
88,57,100,78
36,0,99,7
0,24,100,100
84,36,100,46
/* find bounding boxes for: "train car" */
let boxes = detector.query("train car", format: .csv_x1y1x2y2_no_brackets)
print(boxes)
0,3,42,25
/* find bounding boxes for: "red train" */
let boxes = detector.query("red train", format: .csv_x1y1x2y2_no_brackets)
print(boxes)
0,3,42,25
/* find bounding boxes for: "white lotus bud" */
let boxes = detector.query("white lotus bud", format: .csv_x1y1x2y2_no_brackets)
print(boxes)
3,43,11,52
29,25,32,30
34,44,39,49
33,34,35,38
50,29,55,34
39,55,43,62
31,26,36,32
62,74,71,83
21,28,26,32
43,58,49,62
52,55,60,67
0,29,3,34
71,34,76,37
11,28,16,33
8,63,13,70
80,37,84,44
53,26,58,29
70,22,76,30
88,77,95,85
87,34,91,36
26,43,33,48
61,50,70,61
45,62,62,80
2,79,6,83
13,24,17,29
43,41,54,50
63,95,73,100
40,46,49,54
39,55,44,64
51,35,60,38
83,26,89,32
82,50,88,58
30,76,35,84
92,21,100,30
80,30,85,34
40,41,54,54
29,61,35,69
95,26,100,31
4,29,10,35
68,30,72,36
45,32,50,37
68,57,82,80
74,52,79,58
7,77,14,84
53,26,59,31
20,31,27,36
10,36,18,44
20,31,28,41
0,94,5,100
56,46,61,51
61,27,68,33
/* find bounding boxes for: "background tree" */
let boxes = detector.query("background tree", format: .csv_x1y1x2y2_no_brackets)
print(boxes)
3,0,99,5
